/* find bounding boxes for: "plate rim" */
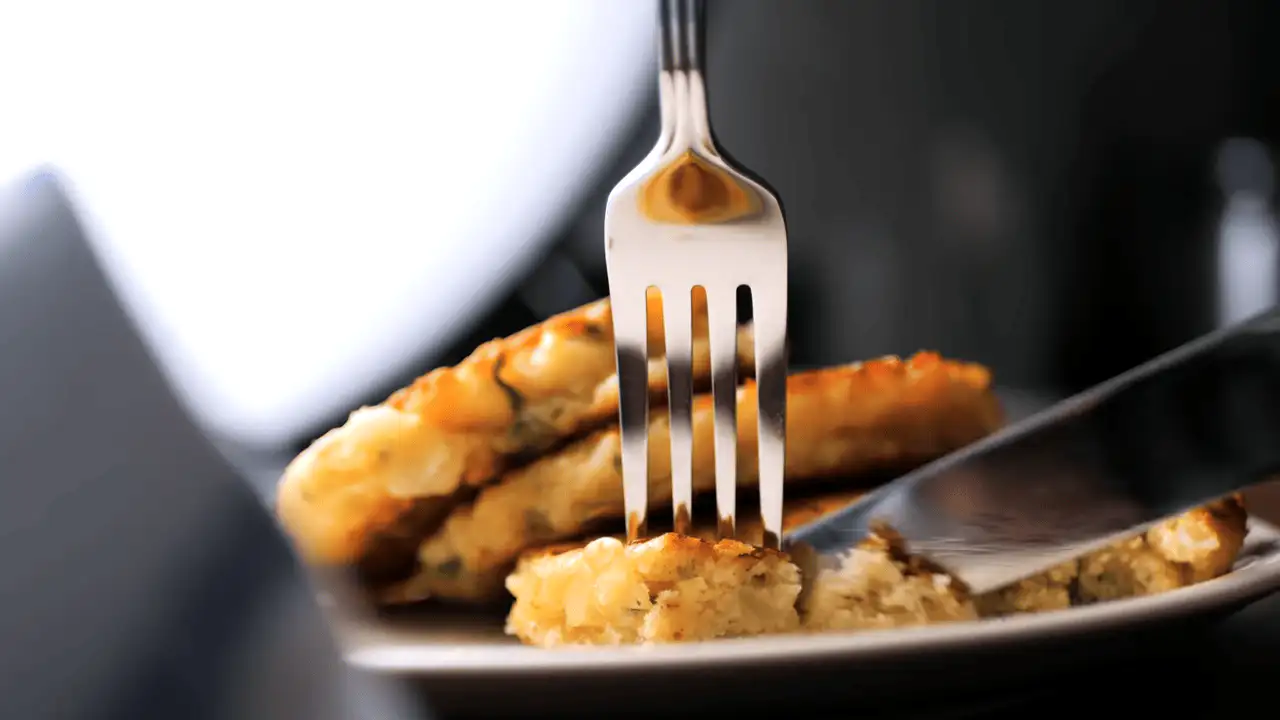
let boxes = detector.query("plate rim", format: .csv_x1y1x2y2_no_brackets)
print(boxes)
340,519,1280,676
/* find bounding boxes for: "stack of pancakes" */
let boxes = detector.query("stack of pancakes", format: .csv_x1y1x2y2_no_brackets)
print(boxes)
274,297,1247,647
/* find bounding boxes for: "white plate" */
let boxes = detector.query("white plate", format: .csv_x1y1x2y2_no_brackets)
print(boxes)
327,518,1280,716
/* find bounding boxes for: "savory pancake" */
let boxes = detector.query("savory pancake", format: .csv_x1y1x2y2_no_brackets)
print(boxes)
797,529,978,633
812,494,1249,626
505,533,803,646
385,353,1002,603
275,293,753,567
505,496,1249,646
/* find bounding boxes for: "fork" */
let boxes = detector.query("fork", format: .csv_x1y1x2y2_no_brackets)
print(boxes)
604,0,789,549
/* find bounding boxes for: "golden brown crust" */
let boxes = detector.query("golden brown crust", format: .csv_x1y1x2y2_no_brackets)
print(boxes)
508,488,872,567
385,353,1001,603
504,533,802,646
1074,494,1248,603
275,295,751,566
506,497,1250,645
1143,494,1247,583
518,532,783,566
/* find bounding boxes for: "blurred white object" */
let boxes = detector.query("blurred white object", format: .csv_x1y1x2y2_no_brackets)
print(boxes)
1216,138,1280,327
0,0,654,447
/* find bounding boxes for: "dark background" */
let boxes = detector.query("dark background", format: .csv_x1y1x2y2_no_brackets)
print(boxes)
5,1,1280,718
291,0,1280,458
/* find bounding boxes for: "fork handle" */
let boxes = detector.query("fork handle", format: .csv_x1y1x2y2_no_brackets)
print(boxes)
657,0,712,148
658,0,705,74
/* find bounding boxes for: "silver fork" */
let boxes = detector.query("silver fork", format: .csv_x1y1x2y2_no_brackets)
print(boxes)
604,0,789,549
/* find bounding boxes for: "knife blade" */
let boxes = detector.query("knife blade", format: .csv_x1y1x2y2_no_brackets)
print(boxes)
787,307,1280,595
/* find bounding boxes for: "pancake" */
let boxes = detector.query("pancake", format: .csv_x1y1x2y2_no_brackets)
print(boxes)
275,293,754,569
978,494,1248,613
505,495,1249,646
383,353,1002,603
810,494,1249,625
505,533,803,646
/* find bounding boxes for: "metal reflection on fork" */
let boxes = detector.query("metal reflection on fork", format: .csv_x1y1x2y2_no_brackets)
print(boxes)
604,0,789,548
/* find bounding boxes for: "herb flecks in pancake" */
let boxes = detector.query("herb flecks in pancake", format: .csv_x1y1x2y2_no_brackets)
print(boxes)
276,296,754,567
391,354,1004,604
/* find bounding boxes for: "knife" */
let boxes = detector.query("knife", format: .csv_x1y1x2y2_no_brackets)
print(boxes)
787,307,1280,595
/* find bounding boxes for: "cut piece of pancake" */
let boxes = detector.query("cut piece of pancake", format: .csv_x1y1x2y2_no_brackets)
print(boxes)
809,494,1249,627
386,353,1002,603
505,496,1248,646
504,533,802,646
275,293,754,568
975,495,1247,615
799,529,978,632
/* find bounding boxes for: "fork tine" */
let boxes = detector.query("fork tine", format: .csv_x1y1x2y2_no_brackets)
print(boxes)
609,0,785,550
610,287,651,542
750,284,788,549
706,285,739,539
661,285,696,536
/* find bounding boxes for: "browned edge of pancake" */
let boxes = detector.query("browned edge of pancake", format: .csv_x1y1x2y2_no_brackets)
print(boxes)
349,362,758,592
373,467,918,608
